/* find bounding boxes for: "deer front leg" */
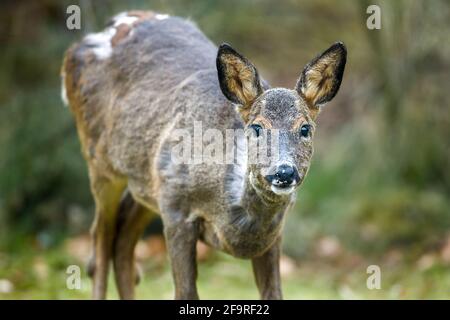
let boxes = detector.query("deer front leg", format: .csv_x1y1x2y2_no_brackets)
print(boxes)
162,213,199,300
251,238,283,300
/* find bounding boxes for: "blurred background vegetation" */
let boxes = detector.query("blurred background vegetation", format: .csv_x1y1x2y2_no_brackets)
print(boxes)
0,0,449,299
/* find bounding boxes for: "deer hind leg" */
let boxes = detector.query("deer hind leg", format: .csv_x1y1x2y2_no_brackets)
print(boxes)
88,171,126,300
113,192,156,300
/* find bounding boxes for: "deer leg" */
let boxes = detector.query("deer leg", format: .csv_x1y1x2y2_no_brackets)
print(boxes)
251,238,283,300
162,211,199,300
88,174,125,300
113,193,155,300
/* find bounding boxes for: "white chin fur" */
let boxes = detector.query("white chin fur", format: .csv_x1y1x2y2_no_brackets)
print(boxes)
271,185,295,196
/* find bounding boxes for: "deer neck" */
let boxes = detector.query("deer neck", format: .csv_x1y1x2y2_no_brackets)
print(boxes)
243,171,291,215
225,135,292,227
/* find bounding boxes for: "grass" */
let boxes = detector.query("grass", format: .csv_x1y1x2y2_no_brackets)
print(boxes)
1,235,450,300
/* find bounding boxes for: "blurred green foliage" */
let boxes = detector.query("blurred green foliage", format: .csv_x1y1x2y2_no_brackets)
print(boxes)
0,0,449,266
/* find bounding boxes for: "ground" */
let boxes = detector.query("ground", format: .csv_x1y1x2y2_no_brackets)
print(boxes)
1,234,450,299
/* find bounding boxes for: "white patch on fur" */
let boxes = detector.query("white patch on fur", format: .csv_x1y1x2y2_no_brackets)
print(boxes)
271,185,296,196
112,12,138,27
81,11,137,60
84,27,116,60
61,71,68,107
82,12,169,60
155,14,169,20
226,131,248,204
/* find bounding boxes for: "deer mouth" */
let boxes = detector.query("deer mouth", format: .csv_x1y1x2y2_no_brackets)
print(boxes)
270,183,297,196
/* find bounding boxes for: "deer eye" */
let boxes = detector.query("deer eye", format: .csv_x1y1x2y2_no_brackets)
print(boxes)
250,124,263,137
300,124,311,137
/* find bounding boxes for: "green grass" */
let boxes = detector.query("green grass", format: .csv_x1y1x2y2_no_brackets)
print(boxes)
1,239,450,300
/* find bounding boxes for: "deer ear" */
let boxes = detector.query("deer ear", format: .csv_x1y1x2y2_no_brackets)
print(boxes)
216,43,263,106
295,42,347,108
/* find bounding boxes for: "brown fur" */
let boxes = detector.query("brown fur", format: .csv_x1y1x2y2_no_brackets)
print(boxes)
221,53,260,104
291,115,307,131
303,56,336,105
111,24,131,47
254,115,273,129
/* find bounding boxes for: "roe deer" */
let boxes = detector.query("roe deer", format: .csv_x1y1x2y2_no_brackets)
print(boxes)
61,11,346,300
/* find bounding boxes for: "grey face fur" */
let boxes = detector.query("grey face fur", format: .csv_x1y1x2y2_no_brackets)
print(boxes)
245,88,314,196
217,42,346,197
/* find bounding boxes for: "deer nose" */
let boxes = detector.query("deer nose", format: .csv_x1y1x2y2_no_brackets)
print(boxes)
273,164,298,187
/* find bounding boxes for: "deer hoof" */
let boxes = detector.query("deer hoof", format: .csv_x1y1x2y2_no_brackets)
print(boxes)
135,263,142,285
86,255,95,278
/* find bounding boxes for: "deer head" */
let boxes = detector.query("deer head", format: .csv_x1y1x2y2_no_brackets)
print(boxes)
217,42,346,196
